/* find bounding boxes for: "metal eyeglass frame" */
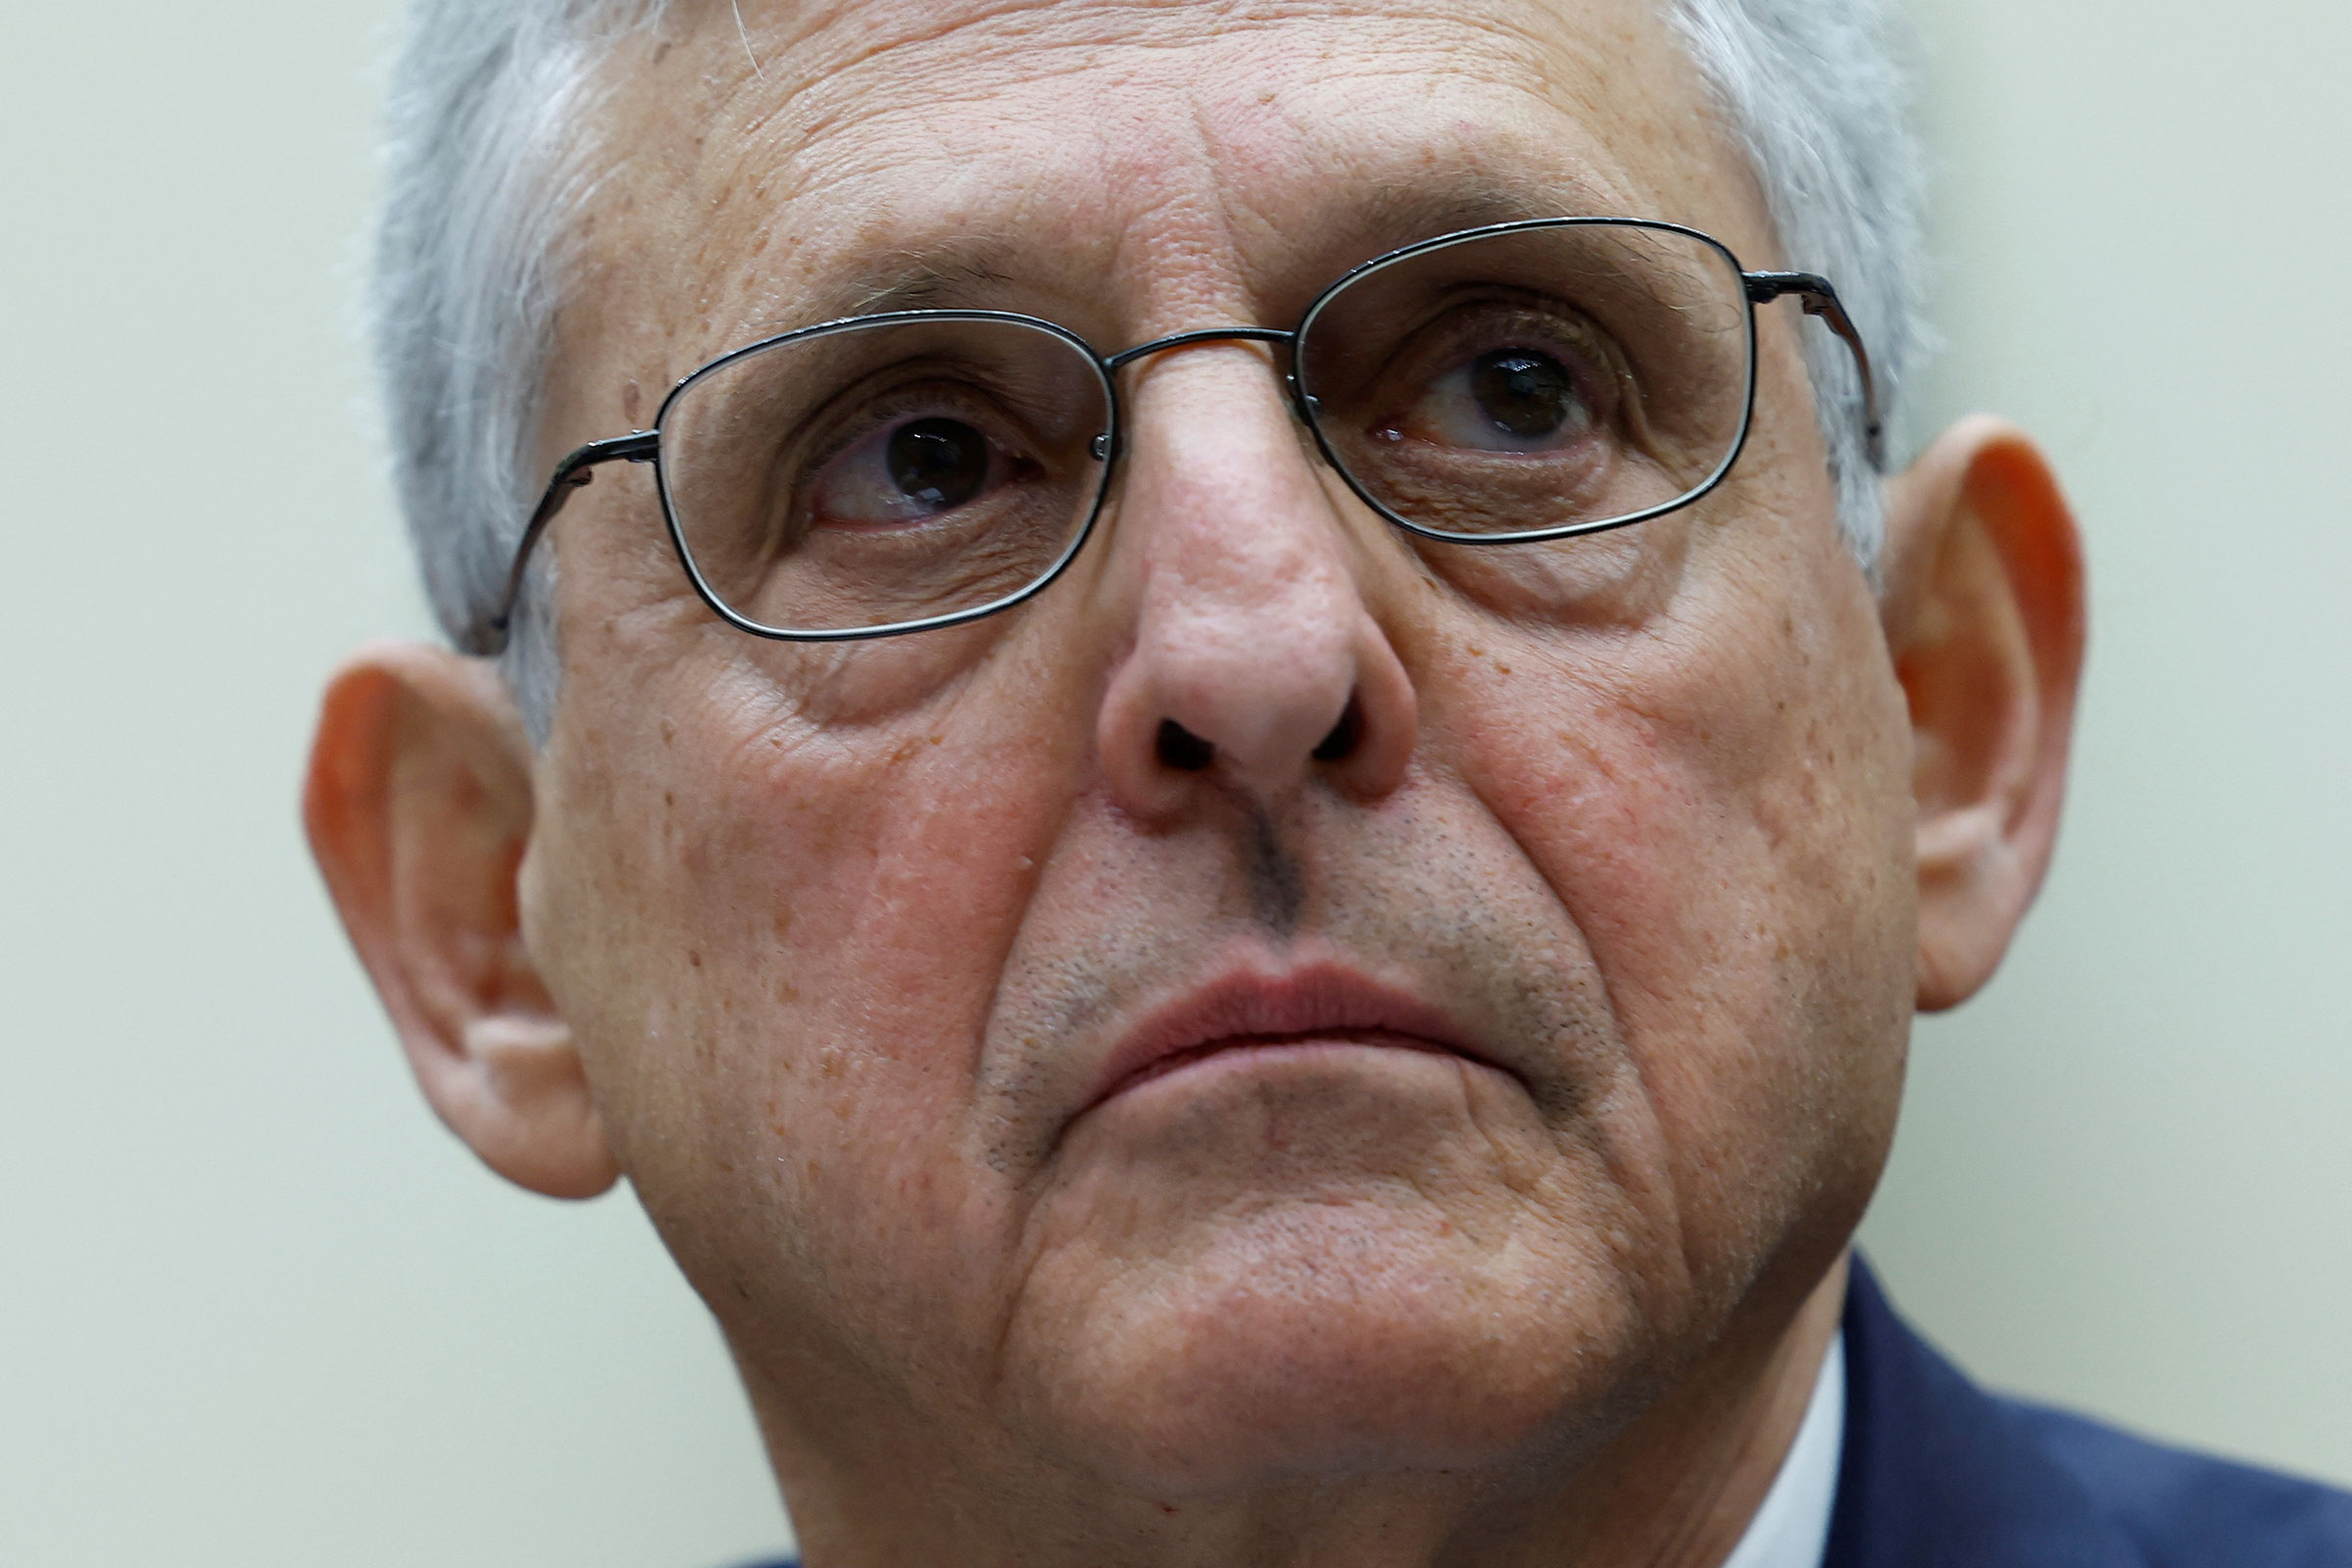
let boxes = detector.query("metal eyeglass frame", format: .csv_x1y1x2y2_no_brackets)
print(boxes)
478,217,1883,654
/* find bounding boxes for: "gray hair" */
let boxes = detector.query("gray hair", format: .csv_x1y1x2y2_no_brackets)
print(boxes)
371,0,1926,739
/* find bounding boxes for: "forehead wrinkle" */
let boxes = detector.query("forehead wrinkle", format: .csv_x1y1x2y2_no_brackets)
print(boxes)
709,0,1347,155
726,97,1663,345
719,164,1647,362
606,0,1760,358
704,0,1678,174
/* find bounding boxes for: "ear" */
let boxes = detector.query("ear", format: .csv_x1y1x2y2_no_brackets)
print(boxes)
303,643,621,1199
1879,416,2087,1012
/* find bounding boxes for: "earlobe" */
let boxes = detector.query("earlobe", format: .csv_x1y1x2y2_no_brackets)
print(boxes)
303,644,621,1199
1880,416,2086,1012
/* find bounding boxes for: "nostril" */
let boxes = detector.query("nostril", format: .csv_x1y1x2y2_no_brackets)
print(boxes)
1155,718,1215,771
1311,696,1363,763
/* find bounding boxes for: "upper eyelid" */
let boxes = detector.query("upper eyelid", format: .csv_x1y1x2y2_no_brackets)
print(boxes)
794,373,1054,479
1364,306,1620,400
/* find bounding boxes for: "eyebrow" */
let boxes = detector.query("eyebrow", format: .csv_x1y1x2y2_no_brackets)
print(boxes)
1345,181,1601,247
847,251,1023,315
744,244,1027,336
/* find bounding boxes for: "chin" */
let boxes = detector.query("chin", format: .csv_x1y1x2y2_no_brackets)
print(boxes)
1000,1197,1660,1495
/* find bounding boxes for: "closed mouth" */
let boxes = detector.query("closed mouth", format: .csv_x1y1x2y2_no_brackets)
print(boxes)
1101,1029,1460,1102
1078,962,1495,1118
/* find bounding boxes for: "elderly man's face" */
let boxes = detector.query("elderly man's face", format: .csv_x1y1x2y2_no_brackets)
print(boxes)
515,0,1916,1488
312,0,2084,1531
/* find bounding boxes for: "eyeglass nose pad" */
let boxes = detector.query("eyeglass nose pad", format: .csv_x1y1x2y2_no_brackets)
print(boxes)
1091,431,1112,463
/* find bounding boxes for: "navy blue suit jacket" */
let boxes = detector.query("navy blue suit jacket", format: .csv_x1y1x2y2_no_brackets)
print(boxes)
1827,1260,2352,1565
740,1259,2352,1567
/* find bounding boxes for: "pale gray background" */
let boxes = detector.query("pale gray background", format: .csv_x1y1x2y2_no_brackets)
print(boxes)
2,2,2344,1564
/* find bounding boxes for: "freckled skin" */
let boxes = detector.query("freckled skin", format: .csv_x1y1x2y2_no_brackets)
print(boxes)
521,0,1916,1562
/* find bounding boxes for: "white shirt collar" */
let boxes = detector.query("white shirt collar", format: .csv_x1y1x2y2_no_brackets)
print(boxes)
1716,1328,1846,1568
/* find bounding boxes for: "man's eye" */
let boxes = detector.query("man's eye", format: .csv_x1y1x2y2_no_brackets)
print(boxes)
888,417,992,511
1387,345,1598,454
808,414,1007,526
1471,350,1583,439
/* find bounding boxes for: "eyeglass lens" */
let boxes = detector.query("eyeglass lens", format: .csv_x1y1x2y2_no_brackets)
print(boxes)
1298,222,1748,539
655,221,1752,638
659,316,1114,637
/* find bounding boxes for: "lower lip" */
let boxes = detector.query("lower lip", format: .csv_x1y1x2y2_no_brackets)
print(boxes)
1101,1032,1461,1104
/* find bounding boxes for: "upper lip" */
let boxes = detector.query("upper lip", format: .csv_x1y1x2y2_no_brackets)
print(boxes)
1078,961,1494,1115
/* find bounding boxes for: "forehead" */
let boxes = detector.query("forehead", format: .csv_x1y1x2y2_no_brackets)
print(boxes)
583,0,1764,362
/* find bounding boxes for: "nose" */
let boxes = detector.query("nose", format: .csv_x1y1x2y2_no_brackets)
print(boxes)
1093,346,1417,821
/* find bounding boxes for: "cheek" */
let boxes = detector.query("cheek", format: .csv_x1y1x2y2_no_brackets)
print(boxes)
524,636,1092,1343
1438,537,1915,1291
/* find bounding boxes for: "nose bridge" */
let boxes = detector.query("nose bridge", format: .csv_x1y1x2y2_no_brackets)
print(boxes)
1112,330,1348,617
1103,324,1298,375
1088,321,1417,816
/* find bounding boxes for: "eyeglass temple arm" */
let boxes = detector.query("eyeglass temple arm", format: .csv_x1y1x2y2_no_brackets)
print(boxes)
1743,273,1886,470
477,431,660,655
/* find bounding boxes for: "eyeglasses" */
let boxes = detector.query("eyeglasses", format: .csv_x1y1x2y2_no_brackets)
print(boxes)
482,217,1881,652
